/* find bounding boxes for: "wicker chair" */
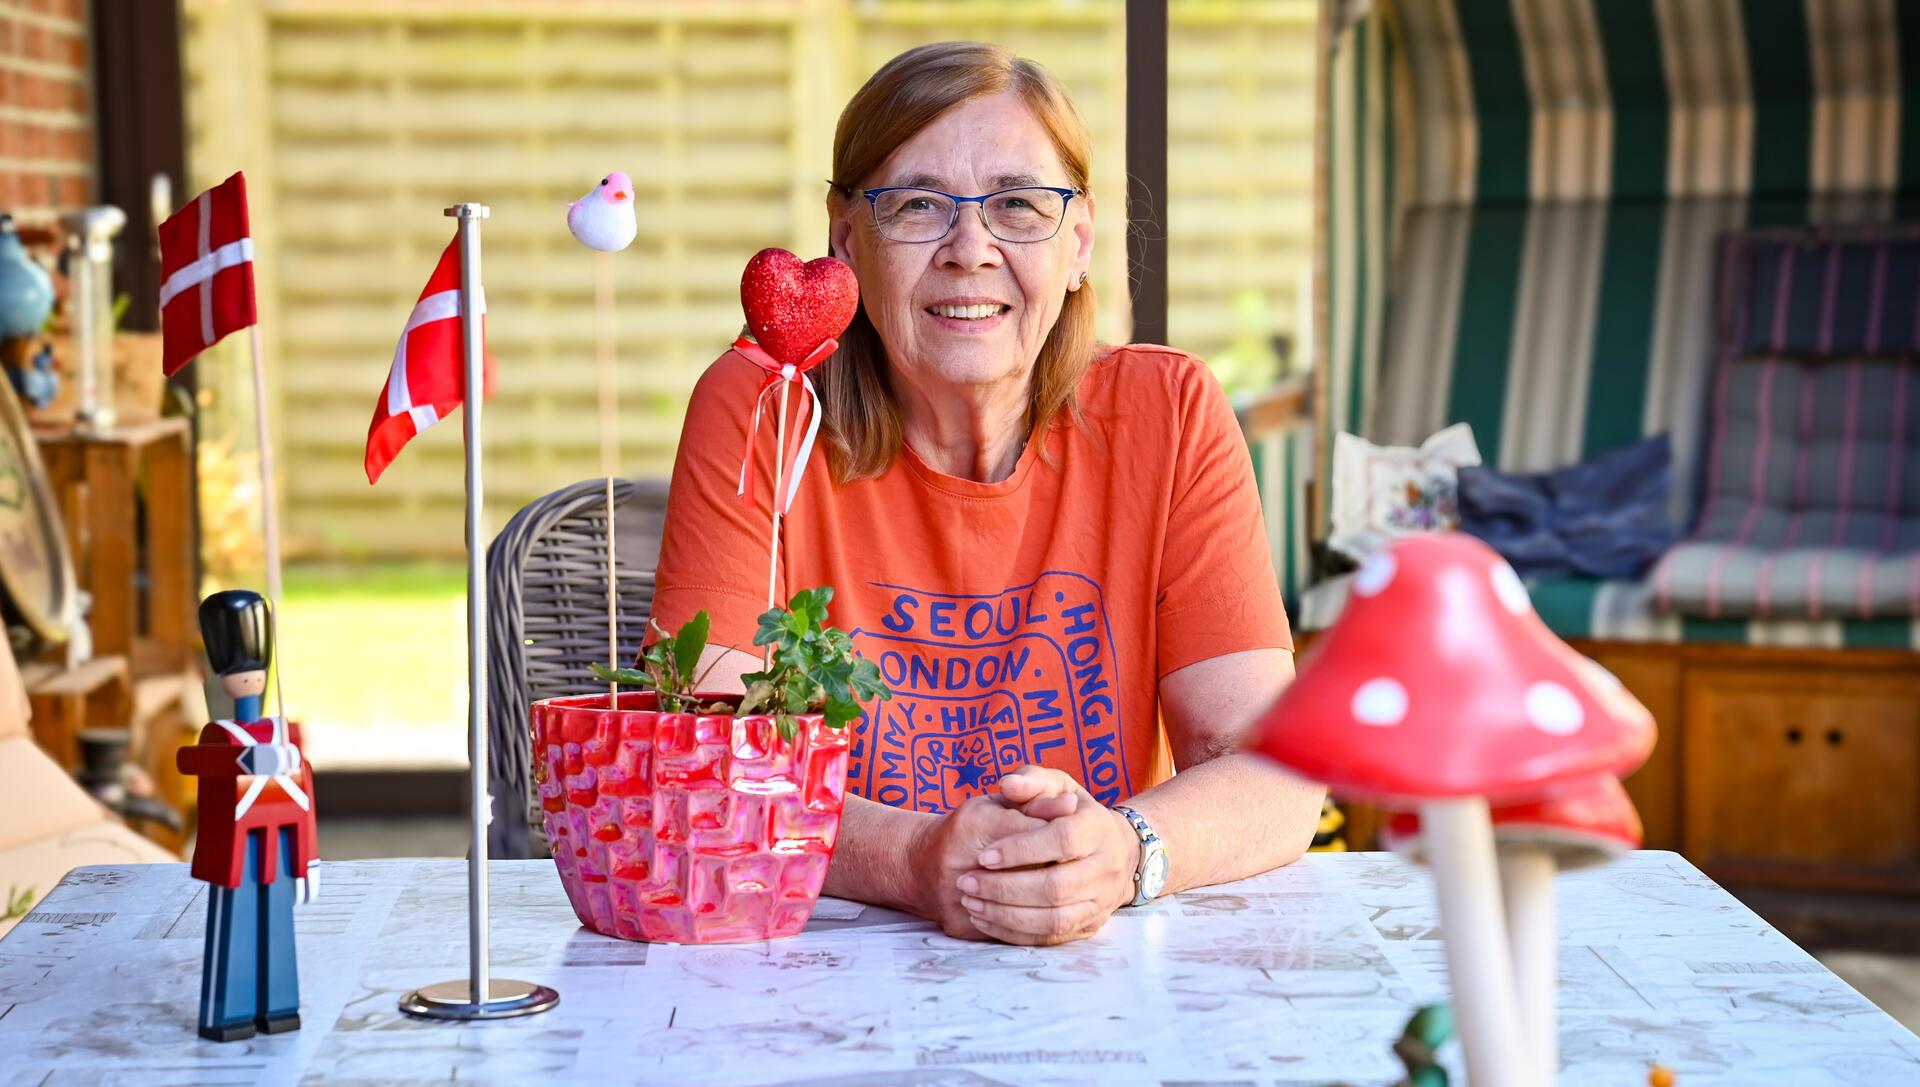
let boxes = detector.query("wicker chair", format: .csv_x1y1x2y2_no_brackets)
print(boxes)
485,477,669,858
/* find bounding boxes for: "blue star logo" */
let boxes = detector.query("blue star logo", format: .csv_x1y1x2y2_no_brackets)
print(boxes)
951,757,988,791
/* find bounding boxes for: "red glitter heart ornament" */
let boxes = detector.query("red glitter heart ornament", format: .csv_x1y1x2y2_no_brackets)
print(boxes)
740,248,860,368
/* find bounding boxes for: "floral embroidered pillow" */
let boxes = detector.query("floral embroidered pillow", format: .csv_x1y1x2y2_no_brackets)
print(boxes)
1328,423,1483,562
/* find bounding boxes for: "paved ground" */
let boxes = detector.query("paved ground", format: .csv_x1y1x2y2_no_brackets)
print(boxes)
1816,950,1920,1033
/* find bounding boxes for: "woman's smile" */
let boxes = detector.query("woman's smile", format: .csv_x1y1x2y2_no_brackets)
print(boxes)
923,296,1014,333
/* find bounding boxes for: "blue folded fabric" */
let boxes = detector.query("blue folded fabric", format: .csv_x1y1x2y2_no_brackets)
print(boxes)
1458,435,1674,579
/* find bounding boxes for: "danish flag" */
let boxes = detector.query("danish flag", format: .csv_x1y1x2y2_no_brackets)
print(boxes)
364,233,494,484
157,172,257,375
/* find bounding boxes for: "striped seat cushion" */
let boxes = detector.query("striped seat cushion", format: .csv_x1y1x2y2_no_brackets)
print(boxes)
1300,569,1920,650
1651,232,1920,621
1652,357,1918,619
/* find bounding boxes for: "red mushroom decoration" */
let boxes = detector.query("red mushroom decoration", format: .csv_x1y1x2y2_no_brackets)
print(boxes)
1384,773,1645,1083
1251,533,1656,1087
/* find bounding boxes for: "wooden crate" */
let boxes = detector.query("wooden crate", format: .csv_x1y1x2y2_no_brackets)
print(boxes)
33,418,197,678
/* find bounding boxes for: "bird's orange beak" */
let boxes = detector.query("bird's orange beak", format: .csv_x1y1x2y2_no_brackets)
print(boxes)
614,191,629,201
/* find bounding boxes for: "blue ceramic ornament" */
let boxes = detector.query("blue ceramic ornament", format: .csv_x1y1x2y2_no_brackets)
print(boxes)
0,215,54,340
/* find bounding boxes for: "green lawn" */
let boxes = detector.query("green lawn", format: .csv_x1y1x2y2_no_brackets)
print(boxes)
277,562,470,769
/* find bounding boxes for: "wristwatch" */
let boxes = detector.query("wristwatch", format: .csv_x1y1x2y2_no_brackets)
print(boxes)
1111,805,1169,907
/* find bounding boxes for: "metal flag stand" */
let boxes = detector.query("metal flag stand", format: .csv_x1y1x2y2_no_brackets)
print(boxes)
398,203,558,1021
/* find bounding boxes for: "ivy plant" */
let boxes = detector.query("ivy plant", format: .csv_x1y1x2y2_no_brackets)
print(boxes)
588,587,891,740
737,586,892,740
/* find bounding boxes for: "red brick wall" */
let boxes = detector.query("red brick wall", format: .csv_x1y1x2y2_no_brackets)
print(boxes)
0,0,93,228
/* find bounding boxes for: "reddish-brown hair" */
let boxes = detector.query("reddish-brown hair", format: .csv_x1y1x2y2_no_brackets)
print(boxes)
822,41,1097,481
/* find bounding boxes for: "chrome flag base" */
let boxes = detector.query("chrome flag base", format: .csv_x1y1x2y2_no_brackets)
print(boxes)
398,979,559,1021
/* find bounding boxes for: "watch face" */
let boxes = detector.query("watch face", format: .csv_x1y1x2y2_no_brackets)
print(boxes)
1140,848,1170,900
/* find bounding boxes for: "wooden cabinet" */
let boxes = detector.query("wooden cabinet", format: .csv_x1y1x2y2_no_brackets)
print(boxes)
1584,648,1681,851
1682,665,1920,893
1300,632,1918,894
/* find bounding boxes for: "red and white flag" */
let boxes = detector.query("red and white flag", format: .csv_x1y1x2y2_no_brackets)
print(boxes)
365,232,494,484
157,171,257,375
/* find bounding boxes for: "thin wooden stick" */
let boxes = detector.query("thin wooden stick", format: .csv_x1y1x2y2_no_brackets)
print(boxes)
594,250,618,702
247,323,286,719
763,378,792,667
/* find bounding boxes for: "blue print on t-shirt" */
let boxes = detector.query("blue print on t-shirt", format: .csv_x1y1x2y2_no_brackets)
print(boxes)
847,571,1129,813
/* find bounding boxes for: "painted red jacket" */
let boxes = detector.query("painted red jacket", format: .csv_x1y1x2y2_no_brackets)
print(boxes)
177,717,318,889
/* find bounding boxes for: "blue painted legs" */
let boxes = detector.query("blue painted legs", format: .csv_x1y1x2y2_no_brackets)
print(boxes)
198,832,259,1041
198,828,301,1042
258,828,301,1032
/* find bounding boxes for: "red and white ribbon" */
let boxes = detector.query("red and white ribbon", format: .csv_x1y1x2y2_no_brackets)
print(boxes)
732,335,833,515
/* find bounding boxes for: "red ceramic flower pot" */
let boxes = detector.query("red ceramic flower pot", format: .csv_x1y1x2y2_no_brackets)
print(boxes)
532,690,849,944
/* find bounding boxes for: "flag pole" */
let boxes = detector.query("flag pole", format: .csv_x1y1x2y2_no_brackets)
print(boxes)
399,203,557,1022
246,323,287,719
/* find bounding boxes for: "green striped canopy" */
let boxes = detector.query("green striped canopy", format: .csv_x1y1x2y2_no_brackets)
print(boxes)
1293,0,1920,649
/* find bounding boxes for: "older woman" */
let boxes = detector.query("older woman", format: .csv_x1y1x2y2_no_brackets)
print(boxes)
652,41,1322,945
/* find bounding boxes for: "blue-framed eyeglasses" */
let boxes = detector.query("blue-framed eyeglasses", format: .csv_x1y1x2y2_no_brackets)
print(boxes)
855,185,1083,244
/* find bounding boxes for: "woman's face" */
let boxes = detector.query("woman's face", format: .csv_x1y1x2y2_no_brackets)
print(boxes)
831,91,1096,393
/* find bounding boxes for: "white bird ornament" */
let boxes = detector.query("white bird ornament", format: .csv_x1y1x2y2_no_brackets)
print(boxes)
567,171,637,252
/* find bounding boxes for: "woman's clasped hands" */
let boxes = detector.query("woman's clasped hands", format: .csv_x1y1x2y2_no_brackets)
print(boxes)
909,765,1142,947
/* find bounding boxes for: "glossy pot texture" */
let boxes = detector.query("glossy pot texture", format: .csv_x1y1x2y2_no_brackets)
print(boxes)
533,690,849,943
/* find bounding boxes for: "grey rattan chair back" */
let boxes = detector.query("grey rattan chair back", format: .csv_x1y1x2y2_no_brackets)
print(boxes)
486,477,668,858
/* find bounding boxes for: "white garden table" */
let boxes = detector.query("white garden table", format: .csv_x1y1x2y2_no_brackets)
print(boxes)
0,852,1913,1085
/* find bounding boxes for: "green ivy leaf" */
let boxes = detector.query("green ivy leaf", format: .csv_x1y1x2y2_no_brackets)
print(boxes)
782,672,814,713
785,587,818,617
782,609,811,639
818,655,854,686
673,611,710,685
753,609,785,647
776,714,799,743
823,693,861,729
850,657,891,701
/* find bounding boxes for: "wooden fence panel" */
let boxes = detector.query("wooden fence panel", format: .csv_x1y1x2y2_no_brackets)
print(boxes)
182,0,1314,557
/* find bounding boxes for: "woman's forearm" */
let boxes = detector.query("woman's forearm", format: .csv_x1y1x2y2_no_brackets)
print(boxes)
821,792,938,914
1121,751,1324,896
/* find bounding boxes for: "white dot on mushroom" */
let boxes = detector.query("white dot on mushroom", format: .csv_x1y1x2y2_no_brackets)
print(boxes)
1490,562,1531,615
1524,681,1584,735
1352,678,1408,726
1353,552,1398,597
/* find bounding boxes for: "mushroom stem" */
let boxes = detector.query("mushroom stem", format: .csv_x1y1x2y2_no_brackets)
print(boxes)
1500,846,1558,1084
1420,797,1529,1087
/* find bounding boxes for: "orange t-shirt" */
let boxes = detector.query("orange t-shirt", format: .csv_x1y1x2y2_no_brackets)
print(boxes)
650,343,1291,813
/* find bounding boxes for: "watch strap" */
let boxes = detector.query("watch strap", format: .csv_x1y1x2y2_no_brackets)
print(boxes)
1111,805,1163,906
1112,805,1155,845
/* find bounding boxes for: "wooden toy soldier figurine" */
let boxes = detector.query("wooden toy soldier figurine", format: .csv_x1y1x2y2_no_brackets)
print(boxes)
177,590,319,1042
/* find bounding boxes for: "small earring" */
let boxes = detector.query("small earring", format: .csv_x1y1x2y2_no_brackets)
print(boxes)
1076,271,1088,290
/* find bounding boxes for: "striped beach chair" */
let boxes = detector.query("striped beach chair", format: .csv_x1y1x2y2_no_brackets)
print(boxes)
1269,0,1920,653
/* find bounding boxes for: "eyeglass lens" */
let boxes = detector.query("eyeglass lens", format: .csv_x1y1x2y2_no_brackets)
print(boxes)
873,188,1067,243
